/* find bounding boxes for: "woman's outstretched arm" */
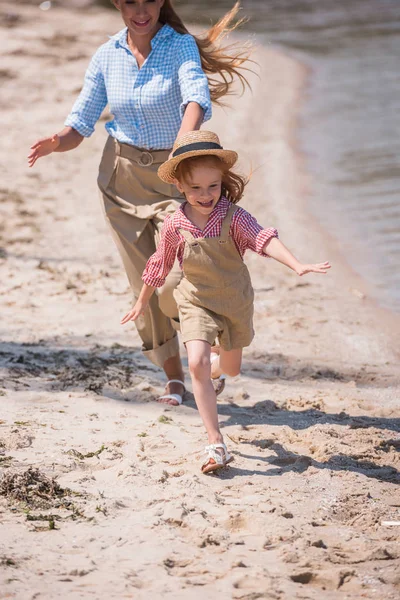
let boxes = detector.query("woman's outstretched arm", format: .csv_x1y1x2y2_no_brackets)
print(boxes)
175,34,211,141
28,126,84,167
28,47,106,168
176,102,204,138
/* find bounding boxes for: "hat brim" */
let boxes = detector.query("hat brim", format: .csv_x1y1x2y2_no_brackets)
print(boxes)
157,149,238,184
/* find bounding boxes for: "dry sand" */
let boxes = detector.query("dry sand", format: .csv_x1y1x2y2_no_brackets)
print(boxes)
0,3,399,599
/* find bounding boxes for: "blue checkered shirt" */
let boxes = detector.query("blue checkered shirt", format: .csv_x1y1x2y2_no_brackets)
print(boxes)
65,24,212,150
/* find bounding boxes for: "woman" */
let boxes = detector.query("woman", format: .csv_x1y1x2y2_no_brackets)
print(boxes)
28,0,252,406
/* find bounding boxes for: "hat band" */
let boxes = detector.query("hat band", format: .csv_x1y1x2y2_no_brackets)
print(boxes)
172,141,223,158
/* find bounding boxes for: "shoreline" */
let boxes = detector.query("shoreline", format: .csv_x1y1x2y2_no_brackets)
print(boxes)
258,43,400,362
291,49,400,319
1,4,399,599
280,47,400,352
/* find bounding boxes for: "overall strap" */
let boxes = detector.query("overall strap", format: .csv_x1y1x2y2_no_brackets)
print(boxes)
220,204,238,241
179,228,197,244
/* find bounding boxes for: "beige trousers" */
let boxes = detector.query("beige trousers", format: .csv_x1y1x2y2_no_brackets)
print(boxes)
97,136,184,367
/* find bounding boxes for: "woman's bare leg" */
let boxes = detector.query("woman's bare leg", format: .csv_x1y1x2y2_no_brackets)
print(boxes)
158,353,185,406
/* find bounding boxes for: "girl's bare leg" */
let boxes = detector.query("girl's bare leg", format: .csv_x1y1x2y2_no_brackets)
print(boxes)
211,348,242,379
185,340,223,444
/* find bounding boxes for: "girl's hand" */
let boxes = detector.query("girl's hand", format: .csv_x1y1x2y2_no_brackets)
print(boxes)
295,261,331,276
28,134,60,167
120,301,148,325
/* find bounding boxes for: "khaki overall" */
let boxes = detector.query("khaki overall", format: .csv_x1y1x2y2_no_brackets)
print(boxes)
174,205,255,350
97,136,184,367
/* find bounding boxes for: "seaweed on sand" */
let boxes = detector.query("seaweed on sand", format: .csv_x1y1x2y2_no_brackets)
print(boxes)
0,467,66,509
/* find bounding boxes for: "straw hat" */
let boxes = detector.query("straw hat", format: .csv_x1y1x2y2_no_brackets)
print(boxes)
158,131,238,184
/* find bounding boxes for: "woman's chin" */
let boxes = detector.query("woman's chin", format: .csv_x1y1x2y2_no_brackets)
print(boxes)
129,19,156,36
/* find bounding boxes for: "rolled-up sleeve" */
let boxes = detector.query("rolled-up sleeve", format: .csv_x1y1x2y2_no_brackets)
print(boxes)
142,216,180,287
233,208,278,257
257,228,279,256
176,35,212,122
64,49,107,137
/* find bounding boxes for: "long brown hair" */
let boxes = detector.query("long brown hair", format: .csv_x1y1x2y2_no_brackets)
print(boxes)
159,1,253,105
175,155,248,204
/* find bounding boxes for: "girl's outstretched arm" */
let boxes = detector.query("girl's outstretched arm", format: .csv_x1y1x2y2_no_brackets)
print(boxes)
120,284,156,325
121,215,179,323
28,126,84,167
264,237,331,276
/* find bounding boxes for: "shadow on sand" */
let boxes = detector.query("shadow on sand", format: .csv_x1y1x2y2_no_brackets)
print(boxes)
2,339,398,484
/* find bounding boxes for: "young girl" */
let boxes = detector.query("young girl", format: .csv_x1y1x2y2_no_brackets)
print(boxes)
121,131,331,474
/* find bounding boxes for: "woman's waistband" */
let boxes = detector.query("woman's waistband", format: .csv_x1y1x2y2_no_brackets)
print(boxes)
113,138,171,167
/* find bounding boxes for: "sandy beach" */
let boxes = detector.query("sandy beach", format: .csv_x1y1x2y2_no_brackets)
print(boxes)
1,2,400,599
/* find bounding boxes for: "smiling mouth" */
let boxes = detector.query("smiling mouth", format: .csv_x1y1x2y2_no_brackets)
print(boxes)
133,18,151,27
197,200,213,208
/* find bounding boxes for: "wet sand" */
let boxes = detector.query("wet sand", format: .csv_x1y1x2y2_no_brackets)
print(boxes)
0,3,399,599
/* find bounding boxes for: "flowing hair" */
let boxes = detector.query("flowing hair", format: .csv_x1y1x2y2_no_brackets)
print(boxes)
159,1,253,104
175,155,248,204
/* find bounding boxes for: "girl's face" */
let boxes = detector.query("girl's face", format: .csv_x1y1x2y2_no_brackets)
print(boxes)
175,164,223,217
113,0,165,39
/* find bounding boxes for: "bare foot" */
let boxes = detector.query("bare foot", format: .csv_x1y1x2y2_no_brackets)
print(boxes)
157,381,185,406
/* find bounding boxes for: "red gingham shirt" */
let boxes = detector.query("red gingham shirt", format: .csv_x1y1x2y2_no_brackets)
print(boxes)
142,197,279,287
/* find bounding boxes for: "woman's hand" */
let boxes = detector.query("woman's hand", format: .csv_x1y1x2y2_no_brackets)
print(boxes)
295,261,331,276
28,134,60,167
121,301,148,325
28,127,84,167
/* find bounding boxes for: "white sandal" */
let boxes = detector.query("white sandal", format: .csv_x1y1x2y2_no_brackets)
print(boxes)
158,379,185,406
210,352,226,397
201,443,233,474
